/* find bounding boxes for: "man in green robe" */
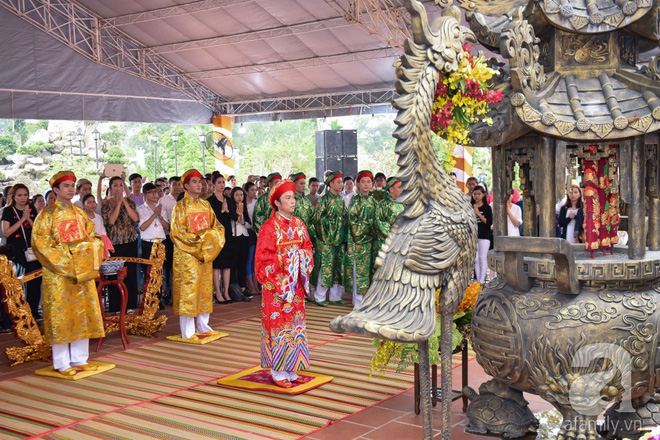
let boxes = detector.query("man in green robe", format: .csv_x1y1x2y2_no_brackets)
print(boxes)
312,171,348,306
253,172,281,233
345,170,378,306
373,177,404,265
290,172,317,294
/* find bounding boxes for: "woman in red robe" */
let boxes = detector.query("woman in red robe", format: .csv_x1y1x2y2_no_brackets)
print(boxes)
255,179,314,388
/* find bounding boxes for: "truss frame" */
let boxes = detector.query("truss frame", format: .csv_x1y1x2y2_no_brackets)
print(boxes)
191,48,400,78
0,0,223,112
220,88,396,116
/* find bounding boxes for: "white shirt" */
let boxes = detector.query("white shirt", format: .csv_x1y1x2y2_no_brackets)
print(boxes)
137,203,167,241
232,219,250,237
159,193,177,223
343,192,357,208
565,208,578,244
507,203,523,236
87,212,107,236
246,199,257,230
74,199,102,215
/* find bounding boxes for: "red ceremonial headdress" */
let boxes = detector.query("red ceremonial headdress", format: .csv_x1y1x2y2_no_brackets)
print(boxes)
182,169,203,187
356,170,374,183
291,172,306,182
49,171,76,188
269,179,296,210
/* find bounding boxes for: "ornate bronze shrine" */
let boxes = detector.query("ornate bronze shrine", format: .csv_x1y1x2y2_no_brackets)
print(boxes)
462,0,660,437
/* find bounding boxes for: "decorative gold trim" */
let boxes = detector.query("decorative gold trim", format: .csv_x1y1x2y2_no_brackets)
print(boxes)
1,241,168,366
0,256,50,366
105,240,167,337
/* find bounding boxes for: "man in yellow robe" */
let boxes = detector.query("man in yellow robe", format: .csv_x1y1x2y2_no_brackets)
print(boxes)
32,171,105,376
170,169,225,340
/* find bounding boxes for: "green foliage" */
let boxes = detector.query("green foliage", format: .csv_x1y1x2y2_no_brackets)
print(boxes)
329,119,343,130
12,119,28,144
102,125,126,146
17,141,52,155
233,120,317,181
0,135,18,160
106,146,128,164
25,120,48,134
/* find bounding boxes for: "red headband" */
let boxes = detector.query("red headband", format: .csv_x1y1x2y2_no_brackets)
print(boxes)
269,180,296,209
182,170,203,186
356,171,374,182
293,173,306,182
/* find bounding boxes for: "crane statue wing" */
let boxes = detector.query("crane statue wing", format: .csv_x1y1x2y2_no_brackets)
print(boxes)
329,0,478,344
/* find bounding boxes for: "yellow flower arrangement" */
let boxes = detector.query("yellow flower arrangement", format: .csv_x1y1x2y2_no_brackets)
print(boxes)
371,282,484,374
430,44,502,147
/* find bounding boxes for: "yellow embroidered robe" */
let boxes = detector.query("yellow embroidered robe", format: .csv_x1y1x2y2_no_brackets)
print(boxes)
32,202,105,345
170,193,225,317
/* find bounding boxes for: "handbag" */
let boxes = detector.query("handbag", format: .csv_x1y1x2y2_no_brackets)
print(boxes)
13,207,37,263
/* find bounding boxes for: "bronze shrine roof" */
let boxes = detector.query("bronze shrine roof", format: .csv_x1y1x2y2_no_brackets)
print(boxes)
538,0,654,33
511,71,660,140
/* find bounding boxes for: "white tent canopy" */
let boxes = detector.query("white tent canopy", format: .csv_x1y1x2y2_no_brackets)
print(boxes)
0,0,420,124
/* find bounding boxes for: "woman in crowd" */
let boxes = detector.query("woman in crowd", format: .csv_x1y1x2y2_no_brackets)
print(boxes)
230,186,253,300
244,181,259,295
1,184,42,320
208,174,234,303
102,175,140,313
471,185,492,284
32,194,45,213
558,184,584,244
506,189,523,236
82,194,106,236
44,189,56,207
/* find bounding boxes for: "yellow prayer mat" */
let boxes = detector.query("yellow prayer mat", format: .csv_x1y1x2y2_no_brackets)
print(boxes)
35,361,115,380
166,331,228,344
217,366,333,395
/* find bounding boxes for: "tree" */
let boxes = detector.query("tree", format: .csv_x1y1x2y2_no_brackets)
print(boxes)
0,135,18,161
105,146,128,164
233,119,316,181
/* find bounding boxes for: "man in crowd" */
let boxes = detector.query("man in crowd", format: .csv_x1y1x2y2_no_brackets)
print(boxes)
373,177,404,262
128,173,145,207
306,177,321,208
137,182,169,263
32,171,105,377
345,170,377,306
169,169,225,341
313,171,347,306
228,175,238,189
253,172,281,233
159,175,183,304
372,172,387,202
341,175,356,208
73,178,102,215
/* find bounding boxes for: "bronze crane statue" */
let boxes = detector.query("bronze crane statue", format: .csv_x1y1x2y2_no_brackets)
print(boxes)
330,1,478,438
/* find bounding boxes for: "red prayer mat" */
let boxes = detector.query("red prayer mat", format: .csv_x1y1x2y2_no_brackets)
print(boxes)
217,366,333,395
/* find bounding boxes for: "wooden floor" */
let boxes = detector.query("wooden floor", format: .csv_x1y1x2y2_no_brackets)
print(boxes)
0,298,560,439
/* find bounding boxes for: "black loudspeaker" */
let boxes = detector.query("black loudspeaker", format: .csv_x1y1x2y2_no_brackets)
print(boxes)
315,130,358,179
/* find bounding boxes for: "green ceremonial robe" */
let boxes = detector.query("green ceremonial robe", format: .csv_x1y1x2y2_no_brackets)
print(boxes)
344,193,377,296
371,189,386,203
373,193,404,265
253,190,271,234
294,193,318,282
313,191,347,288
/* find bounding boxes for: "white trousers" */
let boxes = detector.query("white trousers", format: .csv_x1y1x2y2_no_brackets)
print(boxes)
352,261,363,306
179,313,212,339
52,339,89,371
474,239,490,284
313,269,343,303
271,369,299,381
